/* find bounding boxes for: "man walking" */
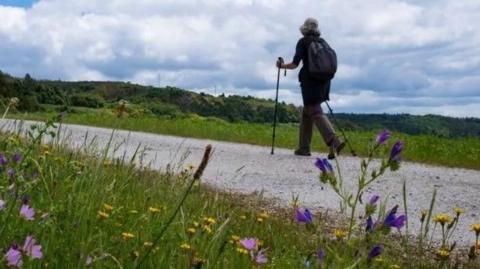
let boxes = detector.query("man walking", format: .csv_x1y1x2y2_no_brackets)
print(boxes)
277,18,344,159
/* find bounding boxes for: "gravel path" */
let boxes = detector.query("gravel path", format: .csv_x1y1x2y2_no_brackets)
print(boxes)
2,119,479,246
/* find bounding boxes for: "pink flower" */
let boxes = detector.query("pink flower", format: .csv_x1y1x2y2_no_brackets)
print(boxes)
20,204,35,220
0,199,5,210
240,238,258,250
23,236,43,259
4,246,23,267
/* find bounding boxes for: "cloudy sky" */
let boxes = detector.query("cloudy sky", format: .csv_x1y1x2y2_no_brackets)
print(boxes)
1,0,479,117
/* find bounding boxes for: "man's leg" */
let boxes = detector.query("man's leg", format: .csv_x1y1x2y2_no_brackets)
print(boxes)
308,104,338,146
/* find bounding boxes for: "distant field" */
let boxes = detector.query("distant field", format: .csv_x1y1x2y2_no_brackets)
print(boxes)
8,108,480,170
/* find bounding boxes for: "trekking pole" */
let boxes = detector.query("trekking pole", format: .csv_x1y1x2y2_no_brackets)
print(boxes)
325,101,357,156
271,57,284,155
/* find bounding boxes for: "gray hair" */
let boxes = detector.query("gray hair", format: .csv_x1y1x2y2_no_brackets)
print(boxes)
299,18,321,36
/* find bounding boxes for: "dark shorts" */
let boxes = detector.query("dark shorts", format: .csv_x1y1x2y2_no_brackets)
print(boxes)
301,86,329,106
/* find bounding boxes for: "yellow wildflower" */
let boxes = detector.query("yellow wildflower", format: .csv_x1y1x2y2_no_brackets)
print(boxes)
202,225,212,234
236,248,248,255
143,241,154,247
187,228,196,235
256,217,264,223
103,203,114,212
98,211,109,219
193,221,200,228
149,207,161,213
333,229,347,240
231,235,240,242
257,212,269,219
180,243,192,251
203,217,216,225
129,210,139,214
240,215,247,220
103,160,112,166
454,207,465,216
121,232,135,240
433,214,453,225
436,248,450,260
471,224,480,235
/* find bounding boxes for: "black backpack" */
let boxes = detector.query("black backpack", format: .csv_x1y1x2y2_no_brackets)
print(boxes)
307,37,337,80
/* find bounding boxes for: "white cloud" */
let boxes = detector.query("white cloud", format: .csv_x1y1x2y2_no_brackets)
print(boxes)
0,0,479,117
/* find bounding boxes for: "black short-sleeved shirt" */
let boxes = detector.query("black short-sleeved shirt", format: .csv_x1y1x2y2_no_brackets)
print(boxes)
293,34,331,106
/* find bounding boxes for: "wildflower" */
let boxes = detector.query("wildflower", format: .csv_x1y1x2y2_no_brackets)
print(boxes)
231,235,240,242
143,242,153,247
255,249,268,264
98,211,109,219
7,168,15,178
187,228,196,235
23,235,43,259
0,153,8,166
202,225,213,234
454,207,465,216
368,244,383,261
103,204,114,212
0,199,5,210
240,238,258,250
129,210,138,214
383,205,406,230
471,224,480,236
258,212,269,219
433,214,453,226
85,255,93,266
203,217,216,225
333,229,347,240
366,216,374,232
236,248,248,255
5,246,22,267
12,152,22,163
149,207,161,213
436,248,450,260
193,221,200,227
20,204,35,220
316,248,325,262
376,129,390,145
315,158,333,173
369,195,380,205
420,210,427,222
180,243,192,251
9,97,19,107
389,140,403,161
240,215,247,220
256,217,264,223
121,232,135,240
295,208,313,224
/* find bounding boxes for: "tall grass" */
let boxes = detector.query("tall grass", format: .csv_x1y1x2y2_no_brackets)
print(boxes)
1,118,479,268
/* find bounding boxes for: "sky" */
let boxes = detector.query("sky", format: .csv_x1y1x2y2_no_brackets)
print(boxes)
0,0,479,117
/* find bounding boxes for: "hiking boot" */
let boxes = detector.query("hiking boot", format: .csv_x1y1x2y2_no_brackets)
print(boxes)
327,140,346,160
294,148,311,156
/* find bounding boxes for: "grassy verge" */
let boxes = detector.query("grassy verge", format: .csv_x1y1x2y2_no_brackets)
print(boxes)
1,120,479,269
8,109,480,170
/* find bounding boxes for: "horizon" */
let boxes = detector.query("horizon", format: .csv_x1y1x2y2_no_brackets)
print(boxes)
1,0,479,117
3,69,479,120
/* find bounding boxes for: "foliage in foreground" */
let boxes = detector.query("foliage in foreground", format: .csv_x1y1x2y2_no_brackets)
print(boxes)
0,115,479,268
